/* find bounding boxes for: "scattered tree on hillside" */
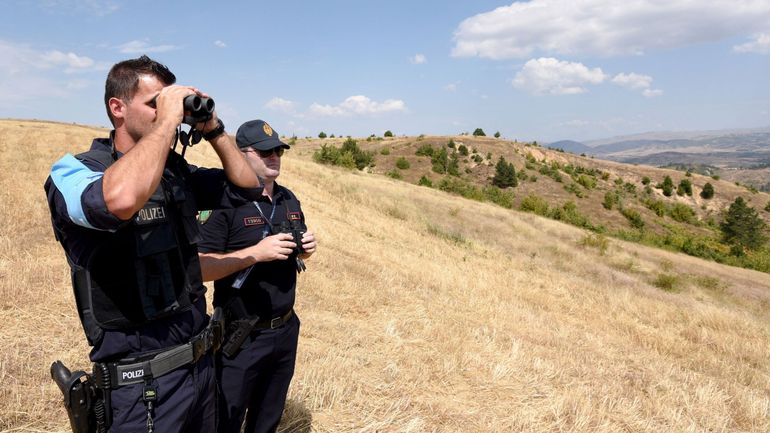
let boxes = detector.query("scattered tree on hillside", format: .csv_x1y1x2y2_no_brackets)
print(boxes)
447,139,456,148
494,131,501,138
720,197,768,252
642,176,651,185
677,179,692,196
458,144,469,156
492,156,517,188
765,201,770,212
701,182,715,199
473,128,486,137
384,130,394,137
418,175,432,187
431,148,449,174
659,176,674,197
318,131,327,139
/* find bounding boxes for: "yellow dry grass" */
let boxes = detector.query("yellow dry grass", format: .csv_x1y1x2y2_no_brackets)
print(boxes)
1,119,770,432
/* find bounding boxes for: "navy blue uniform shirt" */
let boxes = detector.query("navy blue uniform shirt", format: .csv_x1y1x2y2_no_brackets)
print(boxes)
197,183,304,320
45,136,257,362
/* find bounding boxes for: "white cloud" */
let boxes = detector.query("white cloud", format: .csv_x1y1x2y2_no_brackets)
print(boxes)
0,40,105,107
214,40,227,48
734,33,770,54
410,53,427,64
642,88,664,98
264,97,296,113
611,72,663,97
118,40,178,54
512,57,606,95
452,0,770,59
309,95,407,117
444,83,457,92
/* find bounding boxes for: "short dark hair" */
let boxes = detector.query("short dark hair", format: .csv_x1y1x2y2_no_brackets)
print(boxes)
104,55,176,126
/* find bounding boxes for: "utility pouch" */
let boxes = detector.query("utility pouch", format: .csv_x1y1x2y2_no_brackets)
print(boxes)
221,316,260,358
50,360,112,433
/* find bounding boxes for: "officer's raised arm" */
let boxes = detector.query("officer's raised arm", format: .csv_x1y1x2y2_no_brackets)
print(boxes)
102,80,195,220
198,114,261,190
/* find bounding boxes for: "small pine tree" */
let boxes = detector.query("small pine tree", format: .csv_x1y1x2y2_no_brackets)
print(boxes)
384,130,394,137
661,176,674,197
678,179,693,196
720,197,768,251
472,128,486,137
458,144,469,156
318,131,327,139
492,156,517,188
700,182,715,199
494,131,501,138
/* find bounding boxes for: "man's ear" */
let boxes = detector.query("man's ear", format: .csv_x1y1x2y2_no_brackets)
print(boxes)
108,97,125,121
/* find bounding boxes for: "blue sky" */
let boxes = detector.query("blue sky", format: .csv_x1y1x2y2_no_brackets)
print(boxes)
2,0,769,142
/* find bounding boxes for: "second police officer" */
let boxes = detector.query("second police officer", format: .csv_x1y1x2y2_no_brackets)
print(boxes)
197,119,317,433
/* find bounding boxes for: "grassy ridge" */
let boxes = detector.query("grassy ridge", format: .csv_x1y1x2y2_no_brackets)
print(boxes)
1,120,770,432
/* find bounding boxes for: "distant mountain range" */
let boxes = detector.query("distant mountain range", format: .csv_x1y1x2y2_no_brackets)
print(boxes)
547,127,770,168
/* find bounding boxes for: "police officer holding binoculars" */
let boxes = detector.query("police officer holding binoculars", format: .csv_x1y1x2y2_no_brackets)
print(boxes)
45,55,261,433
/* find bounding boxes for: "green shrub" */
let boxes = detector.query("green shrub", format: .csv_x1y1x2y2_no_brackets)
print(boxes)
318,131,327,139
701,182,715,199
418,175,432,187
653,273,680,292
564,183,585,198
668,203,696,224
576,174,597,189
644,199,667,217
520,194,550,216
386,169,402,179
380,147,390,155
384,130,393,137
603,191,618,210
621,208,645,229
458,144,469,156
482,186,515,209
642,176,651,185
416,143,434,157
447,139,456,148
395,157,410,170
472,128,486,136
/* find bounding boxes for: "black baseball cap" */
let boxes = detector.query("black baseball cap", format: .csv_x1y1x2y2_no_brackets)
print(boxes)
235,119,290,151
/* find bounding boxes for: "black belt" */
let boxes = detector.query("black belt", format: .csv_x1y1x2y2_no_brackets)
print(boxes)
97,310,224,388
254,309,293,330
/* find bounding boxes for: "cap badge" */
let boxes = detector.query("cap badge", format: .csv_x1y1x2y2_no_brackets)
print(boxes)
263,123,273,136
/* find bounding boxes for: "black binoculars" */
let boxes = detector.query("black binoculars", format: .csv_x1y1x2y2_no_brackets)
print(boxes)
183,95,215,125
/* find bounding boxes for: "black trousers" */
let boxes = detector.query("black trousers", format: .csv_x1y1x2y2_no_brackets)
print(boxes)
216,314,300,433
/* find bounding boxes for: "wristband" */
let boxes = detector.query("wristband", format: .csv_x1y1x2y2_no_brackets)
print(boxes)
203,118,226,141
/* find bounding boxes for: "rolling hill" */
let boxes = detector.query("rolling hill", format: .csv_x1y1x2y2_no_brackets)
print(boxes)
2,119,770,432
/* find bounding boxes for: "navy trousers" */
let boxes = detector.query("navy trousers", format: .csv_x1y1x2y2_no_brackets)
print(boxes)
216,314,300,433
108,353,216,433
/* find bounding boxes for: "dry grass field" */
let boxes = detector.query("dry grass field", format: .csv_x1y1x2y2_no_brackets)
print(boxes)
1,119,770,432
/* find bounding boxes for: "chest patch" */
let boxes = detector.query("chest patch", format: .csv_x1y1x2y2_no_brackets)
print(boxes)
135,206,167,225
244,216,265,226
288,212,301,221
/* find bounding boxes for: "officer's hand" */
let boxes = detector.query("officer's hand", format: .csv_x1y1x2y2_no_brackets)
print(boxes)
253,232,295,262
299,231,316,259
154,85,197,127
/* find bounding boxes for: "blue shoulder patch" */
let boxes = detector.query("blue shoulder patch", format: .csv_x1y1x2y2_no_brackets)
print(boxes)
50,154,106,230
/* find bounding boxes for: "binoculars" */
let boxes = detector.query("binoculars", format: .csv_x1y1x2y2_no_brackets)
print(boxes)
183,95,215,125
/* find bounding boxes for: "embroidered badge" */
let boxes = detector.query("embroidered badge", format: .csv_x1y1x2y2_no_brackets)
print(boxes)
198,210,212,224
288,212,302,221
244,216,265,226
263,122,273,136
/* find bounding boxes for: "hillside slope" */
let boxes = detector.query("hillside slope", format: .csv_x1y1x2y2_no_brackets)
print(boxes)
1,120,770,432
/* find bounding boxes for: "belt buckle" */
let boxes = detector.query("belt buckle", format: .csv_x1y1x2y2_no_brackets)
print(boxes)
270,316,282,329
191,333,207,362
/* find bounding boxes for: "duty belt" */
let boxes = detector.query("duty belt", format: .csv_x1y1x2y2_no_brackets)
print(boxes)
98,310,224,388
254,309,294,330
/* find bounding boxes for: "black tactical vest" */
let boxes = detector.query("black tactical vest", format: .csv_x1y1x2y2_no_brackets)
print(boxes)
66,149,204,345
